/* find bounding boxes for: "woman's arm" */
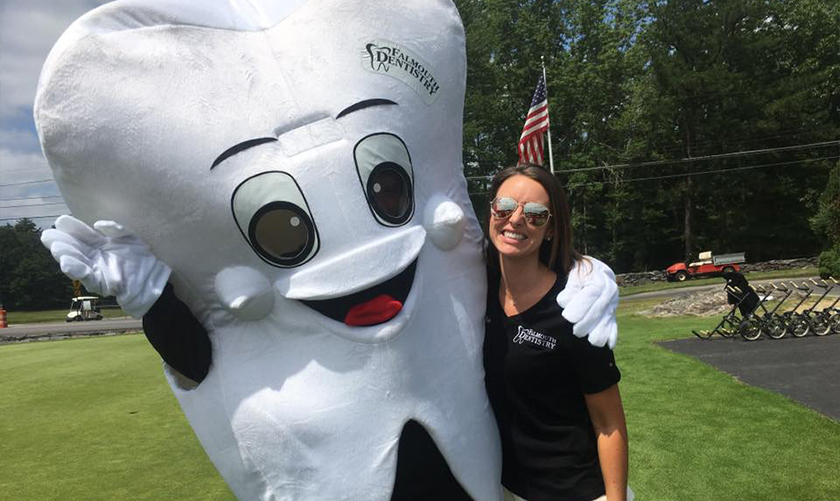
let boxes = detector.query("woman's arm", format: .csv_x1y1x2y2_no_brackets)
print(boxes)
584,384,628,501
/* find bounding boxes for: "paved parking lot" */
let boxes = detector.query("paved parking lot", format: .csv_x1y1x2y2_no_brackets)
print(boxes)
660,334,840,421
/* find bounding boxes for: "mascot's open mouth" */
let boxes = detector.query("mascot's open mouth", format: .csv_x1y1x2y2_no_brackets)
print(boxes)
300,260,417,326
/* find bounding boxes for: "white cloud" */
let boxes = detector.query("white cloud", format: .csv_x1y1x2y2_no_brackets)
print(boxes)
0,0,107,226
0,128,42,153
0,148,52,182
0,1,111,119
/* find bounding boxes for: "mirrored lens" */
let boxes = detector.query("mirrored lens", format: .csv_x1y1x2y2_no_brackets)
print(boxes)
492,197,551,227
490,197,518,218
523,202,550,227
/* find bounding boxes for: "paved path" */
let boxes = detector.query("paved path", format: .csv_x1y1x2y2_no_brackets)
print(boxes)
660,334,840,421
621,275,835,302
4,278,837,422
0,274,828,341
0,318,142,343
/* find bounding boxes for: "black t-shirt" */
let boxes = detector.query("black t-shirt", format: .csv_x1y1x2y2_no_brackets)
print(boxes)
483,271,621,501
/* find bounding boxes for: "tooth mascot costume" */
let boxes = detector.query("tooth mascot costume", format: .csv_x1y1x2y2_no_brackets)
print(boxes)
36,1,619,500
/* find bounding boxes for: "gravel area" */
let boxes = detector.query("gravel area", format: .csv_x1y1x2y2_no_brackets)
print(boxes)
640,290,731,317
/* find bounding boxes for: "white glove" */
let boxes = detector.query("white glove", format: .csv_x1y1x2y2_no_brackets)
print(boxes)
41,215,171,318
557,256,619,349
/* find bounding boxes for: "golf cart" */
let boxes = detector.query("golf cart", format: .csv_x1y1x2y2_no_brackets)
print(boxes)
66,296,104,322
665,251,745,282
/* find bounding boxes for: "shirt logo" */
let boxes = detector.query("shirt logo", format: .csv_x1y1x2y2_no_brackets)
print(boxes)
362,40,440,104
513,325,557,350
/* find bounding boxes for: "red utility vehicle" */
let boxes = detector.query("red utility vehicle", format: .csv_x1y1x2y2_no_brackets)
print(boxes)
666,251,745,282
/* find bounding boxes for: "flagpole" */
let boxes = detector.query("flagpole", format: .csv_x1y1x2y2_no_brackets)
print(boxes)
541,56,555,175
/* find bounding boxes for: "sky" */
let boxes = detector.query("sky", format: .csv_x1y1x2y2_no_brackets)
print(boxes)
0,0,110,227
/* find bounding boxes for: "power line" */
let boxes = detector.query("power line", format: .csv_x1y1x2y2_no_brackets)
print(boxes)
565,155,839,188
2,155,834,220
0,195,64,202
466,125,836,165
0,179,55,187
564,141,840,173
468,156,839,195
465,140,839,179
0,201,68,209
0,214,65,222
0,165,51,174
617,126,840,158
464,127,840,167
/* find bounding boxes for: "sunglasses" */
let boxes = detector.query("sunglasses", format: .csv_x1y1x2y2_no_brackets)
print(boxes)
490,196,552,227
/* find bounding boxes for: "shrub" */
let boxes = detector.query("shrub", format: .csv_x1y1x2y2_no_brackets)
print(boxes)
818,245,840,279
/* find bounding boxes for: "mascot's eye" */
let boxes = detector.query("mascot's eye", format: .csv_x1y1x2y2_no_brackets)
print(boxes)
354,133,414,226
231,172,319,268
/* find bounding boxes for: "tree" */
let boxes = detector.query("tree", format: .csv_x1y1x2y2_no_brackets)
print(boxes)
811,162,840,277
456,0,838,272
0,219,73,310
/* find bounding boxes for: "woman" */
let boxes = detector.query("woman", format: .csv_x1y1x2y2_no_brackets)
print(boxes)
482,164,630,501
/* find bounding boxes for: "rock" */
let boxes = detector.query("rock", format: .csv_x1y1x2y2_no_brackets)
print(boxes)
616,256,818,285
740,256,818,273
615,270,668,287
640,290,731,317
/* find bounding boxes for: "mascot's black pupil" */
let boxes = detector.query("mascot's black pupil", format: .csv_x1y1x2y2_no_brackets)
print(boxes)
368,162,411,224
250,202,313,265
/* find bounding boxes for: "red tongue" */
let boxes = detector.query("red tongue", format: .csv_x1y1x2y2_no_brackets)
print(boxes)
344,294,403,326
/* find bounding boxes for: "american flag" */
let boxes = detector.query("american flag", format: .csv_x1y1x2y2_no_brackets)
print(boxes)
518,75,550,165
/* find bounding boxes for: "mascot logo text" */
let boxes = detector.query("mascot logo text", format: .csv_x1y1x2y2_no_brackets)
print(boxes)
363,41,441,104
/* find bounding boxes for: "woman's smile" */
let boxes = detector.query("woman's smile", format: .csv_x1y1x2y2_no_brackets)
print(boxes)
501,230,527,241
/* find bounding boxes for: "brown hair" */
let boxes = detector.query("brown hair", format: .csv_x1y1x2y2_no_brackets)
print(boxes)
484,163,582,275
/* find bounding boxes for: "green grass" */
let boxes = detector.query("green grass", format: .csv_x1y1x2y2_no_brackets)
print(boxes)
615,302,839,501
0,334,234,501
6,307,129,324
1,307,838,501
621,267,820,296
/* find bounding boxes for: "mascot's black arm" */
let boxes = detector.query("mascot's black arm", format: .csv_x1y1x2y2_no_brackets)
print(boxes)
142,283,212,384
